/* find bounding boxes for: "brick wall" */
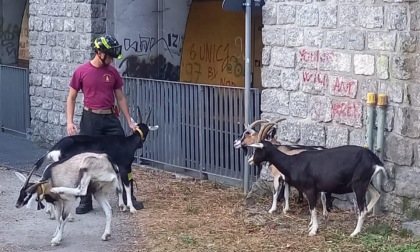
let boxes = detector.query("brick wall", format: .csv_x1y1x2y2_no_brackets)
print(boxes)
28,0,107,144
260,0,420,219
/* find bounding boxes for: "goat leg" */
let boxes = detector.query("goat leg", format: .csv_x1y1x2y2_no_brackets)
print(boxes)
123,183,137,213
269,176,281,214
283,182,290,214
94,192,112,241
51,201,63,246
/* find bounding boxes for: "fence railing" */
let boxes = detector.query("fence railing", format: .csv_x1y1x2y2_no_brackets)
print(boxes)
122,78,260,187
0,65,30,135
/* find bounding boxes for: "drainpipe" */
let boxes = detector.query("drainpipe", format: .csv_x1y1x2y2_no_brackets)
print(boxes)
243,0,252,193
366,93,376,150
374,94,387,215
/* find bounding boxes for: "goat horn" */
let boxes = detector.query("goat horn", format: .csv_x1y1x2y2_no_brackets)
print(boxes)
145,107,152,124
271,118,286,124
249,119,268,130
258,123,275,142
23,165,37,187
137,106,143,123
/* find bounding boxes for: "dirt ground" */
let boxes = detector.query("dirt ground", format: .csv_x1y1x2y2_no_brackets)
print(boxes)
1,165,419,252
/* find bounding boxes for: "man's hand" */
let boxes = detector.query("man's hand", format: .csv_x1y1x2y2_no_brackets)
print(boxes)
67,122,78,136
129,122,139,132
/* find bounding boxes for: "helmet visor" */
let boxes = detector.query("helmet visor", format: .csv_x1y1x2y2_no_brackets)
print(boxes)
105,45,122,59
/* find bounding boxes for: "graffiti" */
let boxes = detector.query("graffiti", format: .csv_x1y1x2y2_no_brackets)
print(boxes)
330,76,357,98
220,78,236,87
332,101,362,121
0,19,21,41
299,49,335,63
182,62,202,82
302,71,329,87
118,54,180,81
123,33,183,58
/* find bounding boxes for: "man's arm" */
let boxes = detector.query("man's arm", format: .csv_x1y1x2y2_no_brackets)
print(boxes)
114,88,137,131
66,87,78,135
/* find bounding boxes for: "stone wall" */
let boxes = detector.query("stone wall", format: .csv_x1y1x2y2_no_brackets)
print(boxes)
28,0,107,145
259,0,420,220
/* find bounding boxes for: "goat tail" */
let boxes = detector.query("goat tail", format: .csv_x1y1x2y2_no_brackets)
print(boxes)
33,154,47,172
376,165,396,193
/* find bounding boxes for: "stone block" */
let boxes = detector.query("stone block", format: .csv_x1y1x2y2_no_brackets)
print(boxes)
359,78,379,101
309,95,332,122
304,29,324,48
296,5,319,27
359,6,384,28
347,31,365,51
262,3,277,25
325,31,346,49
394,107,420,138
349,129,365,147
297,49,319,70
281,69,300,91
64,19,75,32
271,47,295,68
386,5,408,31
397,32,417,53
42,18,52,32
407,83,420,107
391,56,411,80
386,134,413,166
367,32,396,51
300,123,325,146
328,75,358,98
332,100,363,128
338,5,358,28
402,221,420,237
410,3,420,30
277,120,301,143
395,166,420,198
376,55,389,80
261,67,282,88
277,5,296,25
301,70,328,95
319,51,352,73
262,47,271,66
290,92,308,118
354,54,375,76
319,4,337,29
261,89,290,115
66,34,80,49
378,81,403,103
326,126,348,148
41,75,52,88
34,17,43,31
285,28,304,47
263,27,285,46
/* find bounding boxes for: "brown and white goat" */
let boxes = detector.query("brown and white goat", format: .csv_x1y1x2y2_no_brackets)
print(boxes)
234,119,329,215
15,152,121,246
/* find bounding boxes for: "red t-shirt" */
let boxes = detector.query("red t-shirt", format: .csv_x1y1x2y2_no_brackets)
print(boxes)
69,62,123,109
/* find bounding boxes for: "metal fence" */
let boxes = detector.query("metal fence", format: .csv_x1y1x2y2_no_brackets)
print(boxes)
0,65,30,135
122,78,261,187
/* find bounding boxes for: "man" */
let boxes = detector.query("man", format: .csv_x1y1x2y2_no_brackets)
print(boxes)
66,34,143,214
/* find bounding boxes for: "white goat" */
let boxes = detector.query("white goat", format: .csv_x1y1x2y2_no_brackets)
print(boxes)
15,152,121,246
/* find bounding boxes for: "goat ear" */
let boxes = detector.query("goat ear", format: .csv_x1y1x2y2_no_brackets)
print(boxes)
248,143,264,149
15,172,27,183
148,125,159,131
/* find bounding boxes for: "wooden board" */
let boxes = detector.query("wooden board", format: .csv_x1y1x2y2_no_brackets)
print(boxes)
180,0,246,87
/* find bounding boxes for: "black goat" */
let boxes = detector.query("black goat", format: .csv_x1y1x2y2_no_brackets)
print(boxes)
28,107,158,213
248,141,394,237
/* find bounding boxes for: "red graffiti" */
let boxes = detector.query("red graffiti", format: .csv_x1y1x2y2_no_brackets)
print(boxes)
331,77,357,97
332,101,361,120
302,71,329,87
299,50,335,63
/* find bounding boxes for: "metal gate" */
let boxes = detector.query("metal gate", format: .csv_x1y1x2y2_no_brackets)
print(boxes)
0,65,30,135
122,78,260,186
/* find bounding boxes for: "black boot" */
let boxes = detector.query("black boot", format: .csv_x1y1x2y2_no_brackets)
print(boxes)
123,180,144,210
76,194,93,214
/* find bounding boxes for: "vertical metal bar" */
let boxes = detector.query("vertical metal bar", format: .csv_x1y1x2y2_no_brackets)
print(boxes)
229,88,235,178
374,94,387,216
243,0,252,193
194,86,199,171
199,85,206,179
204,86,210,173
209,86,214,174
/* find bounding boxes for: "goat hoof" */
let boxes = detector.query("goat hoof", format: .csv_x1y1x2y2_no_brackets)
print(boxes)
268,209,276,214
101,233,111,241
308,231,317,236
50,239,60,246
130,208,137,214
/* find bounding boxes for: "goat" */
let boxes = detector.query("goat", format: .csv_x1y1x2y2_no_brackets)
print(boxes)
15,152,121,246
26,107,158,213
247,140,394,237
234,119,330,216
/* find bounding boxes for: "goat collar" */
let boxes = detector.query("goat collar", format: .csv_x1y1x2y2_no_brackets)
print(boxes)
38,183,46,201
135,128,144,140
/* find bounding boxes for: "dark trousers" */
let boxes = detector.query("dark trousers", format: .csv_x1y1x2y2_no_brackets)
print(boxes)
77,109,124,208
79,109,125,136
